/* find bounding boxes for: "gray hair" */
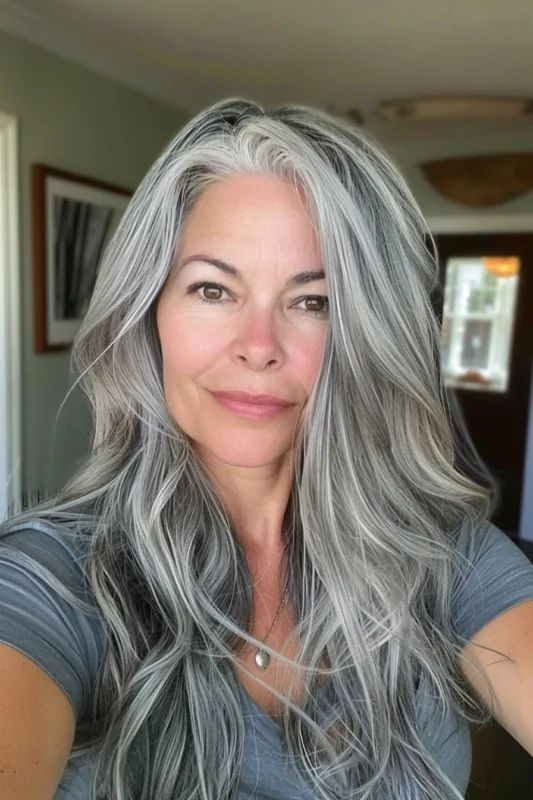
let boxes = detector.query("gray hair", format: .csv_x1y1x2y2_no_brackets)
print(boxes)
3,99,501,799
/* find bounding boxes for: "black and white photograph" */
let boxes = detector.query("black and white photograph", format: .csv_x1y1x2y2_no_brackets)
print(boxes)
33,164,130,352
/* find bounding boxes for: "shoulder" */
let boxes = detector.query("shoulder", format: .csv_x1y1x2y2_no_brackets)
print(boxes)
2,515,86,570
0,515,101,610
0,515,109,721
451,519,533,643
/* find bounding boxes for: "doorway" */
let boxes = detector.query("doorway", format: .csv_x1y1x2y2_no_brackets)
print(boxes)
431,230,533,535
0,111,22,520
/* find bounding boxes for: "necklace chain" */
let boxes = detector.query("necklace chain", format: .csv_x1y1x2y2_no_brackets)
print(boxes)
254,573,290,670
262,581,289,645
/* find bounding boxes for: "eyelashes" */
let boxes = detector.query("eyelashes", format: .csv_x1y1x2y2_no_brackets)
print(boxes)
185,281,329,318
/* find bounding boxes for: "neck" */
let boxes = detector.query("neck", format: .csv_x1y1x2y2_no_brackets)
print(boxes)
200,454,295,553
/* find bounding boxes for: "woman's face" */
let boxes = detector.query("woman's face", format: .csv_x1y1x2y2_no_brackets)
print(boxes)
156,173,328,472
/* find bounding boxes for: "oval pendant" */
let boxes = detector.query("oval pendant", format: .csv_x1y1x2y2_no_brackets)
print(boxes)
254,649,270,669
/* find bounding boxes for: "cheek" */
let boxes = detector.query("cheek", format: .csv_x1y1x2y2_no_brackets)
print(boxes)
296,334,327,390
157,307,222,379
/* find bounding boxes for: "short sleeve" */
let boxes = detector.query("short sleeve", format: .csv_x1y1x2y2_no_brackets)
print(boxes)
451,520,533,644
0,520,108,721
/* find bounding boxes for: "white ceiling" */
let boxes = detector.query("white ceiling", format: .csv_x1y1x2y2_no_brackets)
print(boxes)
1,0,533,143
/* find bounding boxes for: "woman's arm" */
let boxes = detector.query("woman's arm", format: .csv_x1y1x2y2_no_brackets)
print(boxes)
459,598,533,757
0,642,75,799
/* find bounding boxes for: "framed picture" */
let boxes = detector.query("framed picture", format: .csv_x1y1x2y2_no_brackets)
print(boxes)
32,164,131,352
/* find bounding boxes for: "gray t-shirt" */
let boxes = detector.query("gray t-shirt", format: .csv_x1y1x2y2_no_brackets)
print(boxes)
1,518,533,799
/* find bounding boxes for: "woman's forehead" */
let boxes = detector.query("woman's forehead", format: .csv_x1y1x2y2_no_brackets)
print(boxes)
176,175,321,267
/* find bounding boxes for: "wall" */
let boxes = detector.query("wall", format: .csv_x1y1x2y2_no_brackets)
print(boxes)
0,29,189,500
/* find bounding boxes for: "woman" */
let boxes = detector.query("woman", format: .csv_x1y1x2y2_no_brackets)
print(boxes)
1,98,533,800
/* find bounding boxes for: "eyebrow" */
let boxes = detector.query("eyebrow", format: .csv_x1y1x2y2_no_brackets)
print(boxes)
177,254,326,287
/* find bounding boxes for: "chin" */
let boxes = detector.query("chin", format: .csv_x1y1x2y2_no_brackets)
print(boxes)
196,437,291,470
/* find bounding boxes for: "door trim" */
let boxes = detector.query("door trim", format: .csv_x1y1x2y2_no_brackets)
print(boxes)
427,215,533,543
0,112,22,519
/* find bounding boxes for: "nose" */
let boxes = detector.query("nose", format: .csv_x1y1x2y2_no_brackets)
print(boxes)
229,307,286,371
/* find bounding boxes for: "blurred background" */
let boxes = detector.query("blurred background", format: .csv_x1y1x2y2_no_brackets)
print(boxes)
1,1,533,795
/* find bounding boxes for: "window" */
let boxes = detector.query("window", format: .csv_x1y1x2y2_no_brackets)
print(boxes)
440,256,520,393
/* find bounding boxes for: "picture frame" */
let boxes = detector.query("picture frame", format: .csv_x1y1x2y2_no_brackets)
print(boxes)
32,164,131,353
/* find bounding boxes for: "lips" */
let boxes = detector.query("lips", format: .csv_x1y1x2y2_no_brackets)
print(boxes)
209,390,294,408
207,389,295,420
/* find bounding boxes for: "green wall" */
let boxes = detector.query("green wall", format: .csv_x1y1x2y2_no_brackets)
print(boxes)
0,29,189,500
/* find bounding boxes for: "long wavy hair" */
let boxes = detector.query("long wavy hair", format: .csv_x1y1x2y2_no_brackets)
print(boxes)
2,99,502,799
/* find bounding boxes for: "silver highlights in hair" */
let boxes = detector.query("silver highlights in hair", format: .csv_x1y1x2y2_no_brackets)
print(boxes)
2,99,503,799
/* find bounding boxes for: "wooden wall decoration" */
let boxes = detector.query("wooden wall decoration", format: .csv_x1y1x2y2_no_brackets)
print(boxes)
420,153,533,207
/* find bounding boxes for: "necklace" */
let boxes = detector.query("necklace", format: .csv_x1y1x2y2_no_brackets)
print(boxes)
254,575,290,670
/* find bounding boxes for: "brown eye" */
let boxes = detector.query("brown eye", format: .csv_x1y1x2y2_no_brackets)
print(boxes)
202,285,223,301
302,296,329,316
186,282,229,304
